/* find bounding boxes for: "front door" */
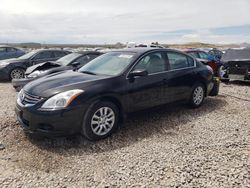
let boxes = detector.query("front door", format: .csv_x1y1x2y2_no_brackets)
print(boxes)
126,51,169,112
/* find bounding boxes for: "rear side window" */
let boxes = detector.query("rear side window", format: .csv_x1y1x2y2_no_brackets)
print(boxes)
167,52,194,70
77,54,100,65
133,52,166,74
88,54,100,61
77,55,90,65
54,51,67,58
7,47,17,52
35,51,53,59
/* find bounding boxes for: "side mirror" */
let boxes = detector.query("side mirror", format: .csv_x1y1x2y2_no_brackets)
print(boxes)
72,61,80,67
128,69,148,78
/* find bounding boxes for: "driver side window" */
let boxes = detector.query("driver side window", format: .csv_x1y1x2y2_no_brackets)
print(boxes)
133,52,166,74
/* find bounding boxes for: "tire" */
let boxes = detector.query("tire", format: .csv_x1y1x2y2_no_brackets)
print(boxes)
9,68,25,80
81,101,119,141
189,83,205,108
209,82,220,96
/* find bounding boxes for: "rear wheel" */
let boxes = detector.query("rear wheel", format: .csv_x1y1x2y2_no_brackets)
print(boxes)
81,101,119,141
189,84,205,108
10,68,25,80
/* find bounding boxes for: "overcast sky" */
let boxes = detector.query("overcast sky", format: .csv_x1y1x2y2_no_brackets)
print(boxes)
0,0,250,44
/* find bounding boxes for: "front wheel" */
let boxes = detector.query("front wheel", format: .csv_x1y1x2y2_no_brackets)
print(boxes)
81,101,119,141
189,84,205,108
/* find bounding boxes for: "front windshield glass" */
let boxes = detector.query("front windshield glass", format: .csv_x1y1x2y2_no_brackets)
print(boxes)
56,53,80,66
18,51,37,60
78,52,136,76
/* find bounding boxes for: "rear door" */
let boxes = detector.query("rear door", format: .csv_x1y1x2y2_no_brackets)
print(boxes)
165,51,196,101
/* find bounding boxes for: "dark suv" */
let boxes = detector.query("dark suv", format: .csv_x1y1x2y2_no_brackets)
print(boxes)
0,49,70,80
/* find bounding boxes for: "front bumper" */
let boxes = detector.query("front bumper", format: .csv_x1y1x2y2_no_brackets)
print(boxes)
15,103,87,137
12,77,35,91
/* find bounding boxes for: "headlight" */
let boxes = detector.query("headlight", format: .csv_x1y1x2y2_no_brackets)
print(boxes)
17,89,24,104
0,62,10,68
28,70,45,78
41,89,84,110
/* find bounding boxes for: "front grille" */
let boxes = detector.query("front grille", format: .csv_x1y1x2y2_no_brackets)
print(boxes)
21,91,42,106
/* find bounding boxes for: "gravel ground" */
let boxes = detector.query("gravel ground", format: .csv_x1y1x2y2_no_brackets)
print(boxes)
0,82,249,188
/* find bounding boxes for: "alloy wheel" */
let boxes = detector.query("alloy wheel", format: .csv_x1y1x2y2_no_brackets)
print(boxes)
193,86,204,105
91,107,115,136
10,68,24,79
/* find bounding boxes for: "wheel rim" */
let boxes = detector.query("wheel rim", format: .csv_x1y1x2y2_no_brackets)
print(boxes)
193,86,204,105
91,107,115,136
11,69,24,79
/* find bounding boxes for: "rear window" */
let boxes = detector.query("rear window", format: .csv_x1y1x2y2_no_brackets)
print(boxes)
167,52,194,70
54,51,67,58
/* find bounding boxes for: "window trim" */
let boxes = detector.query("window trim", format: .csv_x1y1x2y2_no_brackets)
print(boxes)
126,50,197,79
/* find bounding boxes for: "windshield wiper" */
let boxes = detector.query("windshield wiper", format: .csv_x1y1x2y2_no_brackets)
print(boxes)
81,71,97,75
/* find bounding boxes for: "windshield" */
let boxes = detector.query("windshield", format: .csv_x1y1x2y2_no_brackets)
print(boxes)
18,51,37,60
56,53,80,66
78,52,136,76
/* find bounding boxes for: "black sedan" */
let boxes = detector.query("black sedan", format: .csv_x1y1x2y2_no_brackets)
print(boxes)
15,48,217,140
12,51,103,91
0,49,70,81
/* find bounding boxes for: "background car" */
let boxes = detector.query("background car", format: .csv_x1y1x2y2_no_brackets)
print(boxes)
0,49,70,80
0,45,25,60
208,48,223,60
16,48,218,140
220,48,250,81
184,49,222,77
12,51,103,91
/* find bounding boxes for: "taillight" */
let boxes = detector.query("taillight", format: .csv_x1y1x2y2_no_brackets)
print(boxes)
207,61,218,72
206,65,214,74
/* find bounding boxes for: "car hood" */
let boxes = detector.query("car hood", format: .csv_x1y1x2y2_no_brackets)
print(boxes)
25,61,60,74
23,70,108,98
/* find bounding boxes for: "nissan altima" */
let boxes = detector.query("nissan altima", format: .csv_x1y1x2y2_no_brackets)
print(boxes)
15,48,217,140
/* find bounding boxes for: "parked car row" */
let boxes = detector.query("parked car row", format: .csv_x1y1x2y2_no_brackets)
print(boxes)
12,51,103,91
14,48,220,140
0,49,70,80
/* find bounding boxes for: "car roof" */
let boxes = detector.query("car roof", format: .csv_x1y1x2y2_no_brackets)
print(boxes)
31,49,70,53
75,51,103,55
110,47,184,55
184,49,206,53
0,45,16,48
221,48,250,62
